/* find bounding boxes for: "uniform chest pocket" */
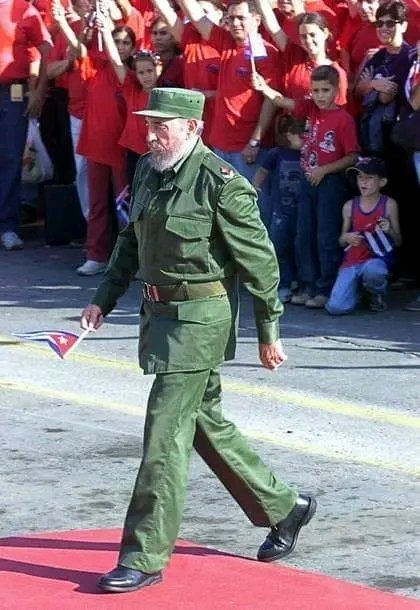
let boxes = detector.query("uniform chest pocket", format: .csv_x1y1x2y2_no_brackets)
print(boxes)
163,215,213,273
165,215,212,239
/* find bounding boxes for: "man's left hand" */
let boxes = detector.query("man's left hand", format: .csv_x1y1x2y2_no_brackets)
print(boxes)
259,339,288,370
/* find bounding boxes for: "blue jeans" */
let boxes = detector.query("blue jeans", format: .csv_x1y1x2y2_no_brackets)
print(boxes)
213,148,272,228
270,205,297,289
296,174,347,297
326,258,388,315
0,83,29,234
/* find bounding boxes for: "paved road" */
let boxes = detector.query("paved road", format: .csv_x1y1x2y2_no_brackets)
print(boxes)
1,238,419,600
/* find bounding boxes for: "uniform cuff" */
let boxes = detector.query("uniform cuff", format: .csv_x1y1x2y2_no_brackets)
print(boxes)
257,320,279,344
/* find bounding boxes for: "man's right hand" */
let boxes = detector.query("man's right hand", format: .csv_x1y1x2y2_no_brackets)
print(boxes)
81,304,104,330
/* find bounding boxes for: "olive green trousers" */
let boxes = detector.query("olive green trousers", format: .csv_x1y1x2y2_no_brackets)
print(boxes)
118,369,297,573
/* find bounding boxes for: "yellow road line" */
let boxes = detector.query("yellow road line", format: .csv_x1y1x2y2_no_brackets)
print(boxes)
2,336,420,430
1,379,418,478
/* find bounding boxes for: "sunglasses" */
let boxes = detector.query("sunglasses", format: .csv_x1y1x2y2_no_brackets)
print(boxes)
375,19,400,28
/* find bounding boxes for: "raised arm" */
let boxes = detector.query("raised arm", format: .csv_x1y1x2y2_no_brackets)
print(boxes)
97,13,127,83
254,0,287,52
177,0,213,41
150,0,184,43
51,0,88,57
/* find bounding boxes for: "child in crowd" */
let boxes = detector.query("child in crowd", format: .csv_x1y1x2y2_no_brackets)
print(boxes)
99,14,162,184
252,116,305,303
252,65,359,308
326,157,402,314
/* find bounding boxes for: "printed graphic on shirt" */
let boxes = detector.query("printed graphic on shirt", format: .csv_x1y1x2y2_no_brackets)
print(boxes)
277,160,302,207
319,130,336,153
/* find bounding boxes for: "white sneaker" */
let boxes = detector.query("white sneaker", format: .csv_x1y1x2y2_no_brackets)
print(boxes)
77,259,107,276
1,231,24,251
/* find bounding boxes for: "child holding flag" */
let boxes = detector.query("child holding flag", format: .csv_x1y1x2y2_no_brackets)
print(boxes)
326,157,402,314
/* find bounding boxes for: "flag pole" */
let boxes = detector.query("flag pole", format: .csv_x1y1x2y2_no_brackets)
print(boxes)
63,328,91,358
250,54,256,74
97,0,103,52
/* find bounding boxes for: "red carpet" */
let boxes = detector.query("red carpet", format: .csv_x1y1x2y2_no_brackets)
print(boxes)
0,529,418,610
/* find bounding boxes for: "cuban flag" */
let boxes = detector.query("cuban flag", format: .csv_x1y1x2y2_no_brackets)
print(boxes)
363,225,394,259
115,184,130,231
245,31,267,62
13,330,84,359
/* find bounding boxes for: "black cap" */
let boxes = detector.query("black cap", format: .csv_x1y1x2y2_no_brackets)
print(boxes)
347,157,387,178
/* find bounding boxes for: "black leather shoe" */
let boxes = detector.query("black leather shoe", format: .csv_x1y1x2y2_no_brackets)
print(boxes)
97,565,163,593
257,494,317,562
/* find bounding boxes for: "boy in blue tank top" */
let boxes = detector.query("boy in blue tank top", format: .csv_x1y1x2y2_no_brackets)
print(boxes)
326,157,402,315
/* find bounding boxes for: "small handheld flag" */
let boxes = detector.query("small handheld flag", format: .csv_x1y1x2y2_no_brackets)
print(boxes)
246,31,267,72
115,184,130,230
13,329,90,359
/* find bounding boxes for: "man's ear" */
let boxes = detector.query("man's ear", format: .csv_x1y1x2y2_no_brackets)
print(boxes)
379,177,388,188
187,119,199,136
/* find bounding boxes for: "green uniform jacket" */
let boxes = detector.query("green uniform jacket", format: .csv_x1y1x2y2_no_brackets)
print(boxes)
93,139,283,374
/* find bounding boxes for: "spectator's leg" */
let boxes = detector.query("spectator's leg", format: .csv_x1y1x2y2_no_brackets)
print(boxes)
413,151,420,186
360,258,388,294
325,265,360,315
69,114,89,220
0,84,28,238
270,203,298,296
295,178,318,297
315,174,347,297
86,160,112,263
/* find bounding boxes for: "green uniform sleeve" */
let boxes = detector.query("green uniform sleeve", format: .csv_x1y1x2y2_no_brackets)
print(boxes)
92,222,139,316
216,176,283,344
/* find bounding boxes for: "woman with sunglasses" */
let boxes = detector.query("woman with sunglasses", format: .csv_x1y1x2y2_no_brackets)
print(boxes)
355,1,415,154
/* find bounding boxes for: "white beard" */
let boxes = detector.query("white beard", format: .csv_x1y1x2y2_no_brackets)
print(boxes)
149,149,185,172
148,136,198,172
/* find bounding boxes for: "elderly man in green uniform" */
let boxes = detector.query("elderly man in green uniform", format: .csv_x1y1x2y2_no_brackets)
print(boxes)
81,88,316,594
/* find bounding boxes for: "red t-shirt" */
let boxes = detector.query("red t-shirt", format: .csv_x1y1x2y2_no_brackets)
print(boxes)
207,26,281,151
294,99,359,173
48,23,97,118
181,23,220,144
157,55,184,88
0,0,51,83
130,0,155,50
119,71,149,155
77,61,127,168
346,20,380,75
281,42,348,106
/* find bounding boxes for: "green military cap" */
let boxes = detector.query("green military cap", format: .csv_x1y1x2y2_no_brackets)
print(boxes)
133,87,205,120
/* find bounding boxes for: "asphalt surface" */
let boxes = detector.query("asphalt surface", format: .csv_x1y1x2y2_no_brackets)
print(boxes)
1,233,419,601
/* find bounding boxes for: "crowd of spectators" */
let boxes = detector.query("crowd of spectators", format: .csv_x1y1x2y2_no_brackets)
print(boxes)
0,0,419,311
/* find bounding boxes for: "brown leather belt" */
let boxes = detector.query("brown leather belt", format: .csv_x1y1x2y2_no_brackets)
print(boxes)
143,280,229,302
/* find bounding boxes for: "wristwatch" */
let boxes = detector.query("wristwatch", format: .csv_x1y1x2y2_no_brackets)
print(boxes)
249,138,260,148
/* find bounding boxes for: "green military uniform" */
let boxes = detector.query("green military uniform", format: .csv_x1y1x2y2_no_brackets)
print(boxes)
92,88,297,573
